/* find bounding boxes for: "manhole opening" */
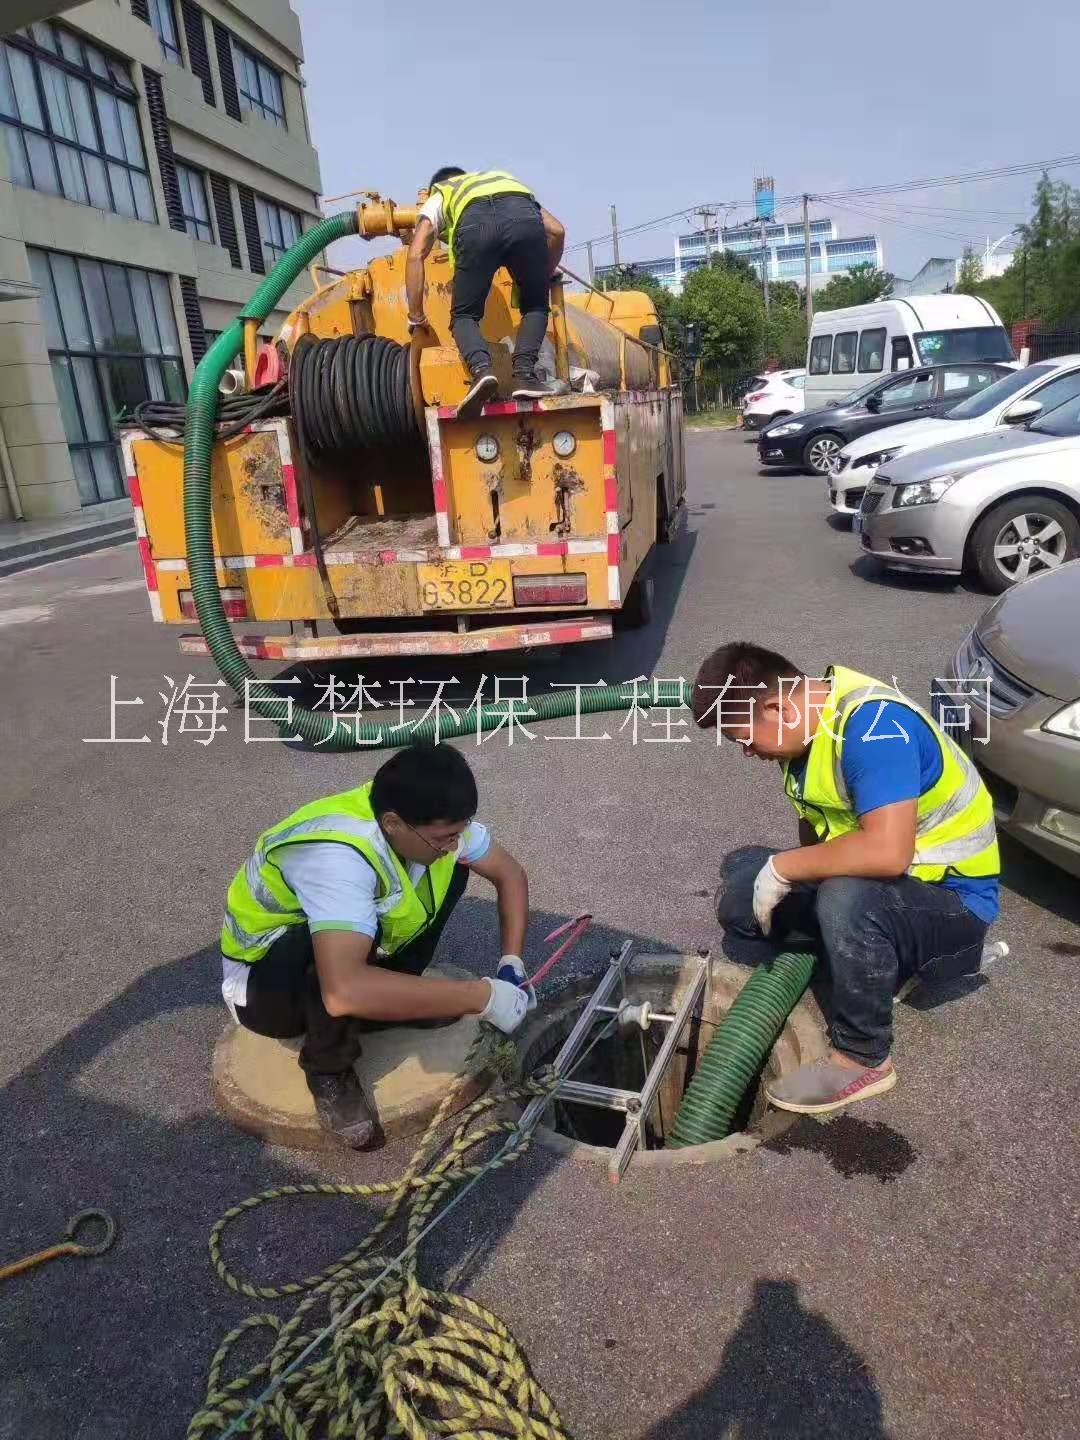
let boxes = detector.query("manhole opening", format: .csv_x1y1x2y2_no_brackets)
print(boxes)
516,957,825,1159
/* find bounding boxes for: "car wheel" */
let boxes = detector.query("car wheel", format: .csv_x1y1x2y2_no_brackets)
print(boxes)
803,432,843,475
971,495,1080,593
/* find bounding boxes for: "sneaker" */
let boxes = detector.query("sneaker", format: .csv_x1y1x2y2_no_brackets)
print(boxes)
455,372,499,419
306,1069,381,1149
765,1056,896,1115
512,370,571,399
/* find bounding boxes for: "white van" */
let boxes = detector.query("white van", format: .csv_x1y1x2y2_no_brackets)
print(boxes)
805,295,1014,412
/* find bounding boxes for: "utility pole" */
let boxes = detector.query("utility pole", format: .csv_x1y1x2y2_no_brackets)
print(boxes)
759,214,770,317
696,206,718,264
610,205,620,269
586,240,595,285
802,193,814,328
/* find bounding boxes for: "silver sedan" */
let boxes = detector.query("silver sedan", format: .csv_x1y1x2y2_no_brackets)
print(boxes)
856,398,1080,591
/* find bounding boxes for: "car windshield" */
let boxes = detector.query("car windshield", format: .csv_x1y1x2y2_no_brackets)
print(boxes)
838,378,885,406
1027,395,1080,437
914,326,1014,365
945,362,1059,420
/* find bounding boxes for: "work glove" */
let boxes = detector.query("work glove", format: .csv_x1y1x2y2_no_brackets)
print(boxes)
496,955,538,1011
752,856,793,936
481,977,530,1035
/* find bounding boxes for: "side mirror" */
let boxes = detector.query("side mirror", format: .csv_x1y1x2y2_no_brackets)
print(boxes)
865,392,882,413
1002,399,1042,425
638,324,663,346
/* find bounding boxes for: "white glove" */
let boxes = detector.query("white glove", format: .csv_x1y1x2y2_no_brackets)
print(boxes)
752,856,793,936
481,977,530,1034
496,954,538,1011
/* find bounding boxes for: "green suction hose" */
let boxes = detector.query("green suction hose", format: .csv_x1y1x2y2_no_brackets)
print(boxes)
667,950,816,1147
181,211,695,750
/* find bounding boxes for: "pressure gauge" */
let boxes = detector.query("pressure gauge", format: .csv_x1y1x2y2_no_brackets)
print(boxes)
475,434,499,462
552,430,576,458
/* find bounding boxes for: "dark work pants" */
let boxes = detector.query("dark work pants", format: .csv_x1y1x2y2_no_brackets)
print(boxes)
716,845,989,1066
451,193,550,379
235,863,470,1076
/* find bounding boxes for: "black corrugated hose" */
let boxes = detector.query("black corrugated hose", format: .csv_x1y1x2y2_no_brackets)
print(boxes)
133,382,289,444
288,333,417,465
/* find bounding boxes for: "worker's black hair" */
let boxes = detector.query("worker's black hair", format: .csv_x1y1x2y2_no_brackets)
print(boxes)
428,166,466,192
371,742,477,825
692,641,802,728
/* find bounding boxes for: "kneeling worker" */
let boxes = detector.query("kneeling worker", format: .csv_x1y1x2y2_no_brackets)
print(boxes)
406,165,570,416
219,744,532,1148
693,642,999,1116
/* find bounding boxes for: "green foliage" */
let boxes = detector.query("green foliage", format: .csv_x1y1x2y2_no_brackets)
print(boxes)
678,260,766,370
764,280,808,368
965,173,1080,326
815,262,895,311
955,246,983,294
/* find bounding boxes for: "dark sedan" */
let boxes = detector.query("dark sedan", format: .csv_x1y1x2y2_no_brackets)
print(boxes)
757,363,1012,475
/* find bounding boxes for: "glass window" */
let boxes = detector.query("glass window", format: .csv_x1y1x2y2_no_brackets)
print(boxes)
232,38,286,127
832,332,857,374
939,366,998,398
809,335,832,375
891,336,914,370
857,327,886,373
176,162,213,243
29,246,186,504
150,0,182,67
789,374,806,390
0,30,155,224
1020,369,1080,420
256,194,302,264
914,326,1014,365
945,361,1058,420
879,373,932,412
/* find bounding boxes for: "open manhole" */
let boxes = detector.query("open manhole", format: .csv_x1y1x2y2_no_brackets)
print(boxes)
515,954,828,1168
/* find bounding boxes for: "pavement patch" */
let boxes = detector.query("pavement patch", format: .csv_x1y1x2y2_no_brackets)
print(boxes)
762,1112,919,1183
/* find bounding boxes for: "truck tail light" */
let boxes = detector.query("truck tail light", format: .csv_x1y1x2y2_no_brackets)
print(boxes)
512,573,588,606
179,587,248,619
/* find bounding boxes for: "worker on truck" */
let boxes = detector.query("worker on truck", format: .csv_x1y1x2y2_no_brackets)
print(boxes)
693,641,1000,1116
219,744,533,1149
406,166,570,416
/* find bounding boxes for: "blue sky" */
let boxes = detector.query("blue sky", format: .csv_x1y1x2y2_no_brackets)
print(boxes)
293,0,1080,282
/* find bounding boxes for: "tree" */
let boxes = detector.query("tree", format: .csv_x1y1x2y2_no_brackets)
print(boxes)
763,280,807,368
955,246,984,294
678,260,765,372
815,262,895,311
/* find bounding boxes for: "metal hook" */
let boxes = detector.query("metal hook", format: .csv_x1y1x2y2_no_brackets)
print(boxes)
65,1209,117,1258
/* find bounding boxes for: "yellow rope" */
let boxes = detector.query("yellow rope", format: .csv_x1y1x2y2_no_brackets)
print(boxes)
187,1032,570,1440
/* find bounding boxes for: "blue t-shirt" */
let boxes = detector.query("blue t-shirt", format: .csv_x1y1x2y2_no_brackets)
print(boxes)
790,701,999,923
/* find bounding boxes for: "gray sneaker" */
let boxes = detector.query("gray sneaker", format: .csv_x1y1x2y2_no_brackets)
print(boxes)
455,372,499,419
512,371,571,399
765,1056,896,1115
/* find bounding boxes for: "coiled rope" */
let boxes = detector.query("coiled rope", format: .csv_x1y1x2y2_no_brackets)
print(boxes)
188,1030,574,1440
288,333,418,466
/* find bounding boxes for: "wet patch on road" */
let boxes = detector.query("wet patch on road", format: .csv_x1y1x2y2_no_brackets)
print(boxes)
0,604,52,627
763,1113,917,1183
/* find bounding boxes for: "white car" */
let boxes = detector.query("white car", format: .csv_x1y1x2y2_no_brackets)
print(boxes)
830,356,1080,516
742,369,805,432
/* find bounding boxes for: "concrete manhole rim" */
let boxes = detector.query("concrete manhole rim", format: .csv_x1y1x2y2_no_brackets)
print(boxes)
514,954,828,1168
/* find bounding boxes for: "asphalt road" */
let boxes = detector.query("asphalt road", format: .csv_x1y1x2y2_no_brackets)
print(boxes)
1,430,1077,1439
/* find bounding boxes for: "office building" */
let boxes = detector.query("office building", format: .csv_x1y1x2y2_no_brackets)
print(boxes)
0,0,322,521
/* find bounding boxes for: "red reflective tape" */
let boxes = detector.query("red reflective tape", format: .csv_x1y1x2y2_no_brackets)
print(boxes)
137,536,158,591
485,400,528,416
607,533,620,564
536,541,568,556
128,474,142,509
282,464,300,527
294,553,317,567
437,405,457,420
604,475,618,511
458,545,492,559
254,555,286,567
432,476,448,514
602,429,617,467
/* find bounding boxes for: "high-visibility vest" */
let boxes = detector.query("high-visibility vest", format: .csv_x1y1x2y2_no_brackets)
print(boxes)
782,664,999,884
221,782,459,964
432,169,534,262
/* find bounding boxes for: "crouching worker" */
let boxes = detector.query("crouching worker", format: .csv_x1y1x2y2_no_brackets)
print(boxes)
693,642,1000,1116
219,743,532,1149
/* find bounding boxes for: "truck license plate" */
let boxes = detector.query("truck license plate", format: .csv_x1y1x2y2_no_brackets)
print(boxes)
417,559,512,610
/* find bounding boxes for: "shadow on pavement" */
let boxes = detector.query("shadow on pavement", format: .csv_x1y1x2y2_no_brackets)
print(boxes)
640,1278,893,1440
998,834,1080,927
0,900,686,1439
847,553,969,594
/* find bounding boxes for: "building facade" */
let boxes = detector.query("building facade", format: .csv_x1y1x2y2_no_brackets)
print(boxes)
597,217,883,297
892,250,1017,299
0,0,322,521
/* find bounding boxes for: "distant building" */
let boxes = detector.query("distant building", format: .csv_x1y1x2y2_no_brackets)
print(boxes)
893,250,1017,298
596,217,883,296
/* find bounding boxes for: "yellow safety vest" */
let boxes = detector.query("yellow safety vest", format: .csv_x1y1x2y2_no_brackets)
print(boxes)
221,781,459,964
782,664,999,884
432,169,534,262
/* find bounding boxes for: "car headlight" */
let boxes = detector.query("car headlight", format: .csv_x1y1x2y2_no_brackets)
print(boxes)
1044,701,1080,740
892,475,959,508
853,446,902,471
767,422,803,437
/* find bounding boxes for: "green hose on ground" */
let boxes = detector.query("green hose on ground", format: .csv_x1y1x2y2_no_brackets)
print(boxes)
181,211,696,750
667,950,817,1147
